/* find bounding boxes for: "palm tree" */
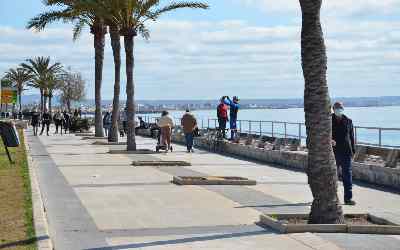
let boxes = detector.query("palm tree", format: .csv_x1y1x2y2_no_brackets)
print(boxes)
21,56,63,113
299,0,344,224
27,0,107,137
108,0,209,151
4,68,33,112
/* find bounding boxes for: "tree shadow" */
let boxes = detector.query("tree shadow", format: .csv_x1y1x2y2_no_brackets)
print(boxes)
234,202,312,209
0,236,49,249
85,227,274,250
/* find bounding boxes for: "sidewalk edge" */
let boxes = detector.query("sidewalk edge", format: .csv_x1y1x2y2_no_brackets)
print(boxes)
24,130,54,250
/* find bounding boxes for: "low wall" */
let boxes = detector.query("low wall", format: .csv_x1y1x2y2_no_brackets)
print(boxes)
137,128,400,190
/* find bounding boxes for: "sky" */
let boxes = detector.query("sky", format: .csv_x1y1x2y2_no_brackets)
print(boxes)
0,0,399,100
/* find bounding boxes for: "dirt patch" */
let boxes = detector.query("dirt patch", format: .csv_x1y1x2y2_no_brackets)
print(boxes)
0,130,36,249
284,214,377,225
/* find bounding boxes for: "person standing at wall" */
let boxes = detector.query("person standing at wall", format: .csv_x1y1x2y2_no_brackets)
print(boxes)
224,96,240,141
181,109,197,153
103,111,112,137
217,97,229,139
53,110,63,134
63,110,71,134
332,102,356,206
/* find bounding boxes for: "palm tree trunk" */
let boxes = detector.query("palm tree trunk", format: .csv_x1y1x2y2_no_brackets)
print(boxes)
19,92,22,113
124,31,137,151
92,23,106,138
300,0,344,224
43,95,48,112
40,89,44,112
49,95,52,114
109,25,121,143
67,99,71,113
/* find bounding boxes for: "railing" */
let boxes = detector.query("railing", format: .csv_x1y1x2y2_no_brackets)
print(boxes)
142,115,400,148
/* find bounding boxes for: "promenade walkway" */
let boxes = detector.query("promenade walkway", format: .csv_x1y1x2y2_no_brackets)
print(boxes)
25,128,400,250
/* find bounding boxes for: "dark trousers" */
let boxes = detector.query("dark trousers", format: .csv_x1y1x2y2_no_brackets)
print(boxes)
185,133,194,151
40,122,50,135
32,125,39,136
55,123,63,134
218,118,227,138
335,153,353,201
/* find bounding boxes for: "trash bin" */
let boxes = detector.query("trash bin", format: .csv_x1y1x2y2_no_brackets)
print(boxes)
0,121,20,147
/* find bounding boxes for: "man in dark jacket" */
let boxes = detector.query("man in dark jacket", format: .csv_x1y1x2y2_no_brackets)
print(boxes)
332,102,356,205
181,109,197,153
40,109,52,136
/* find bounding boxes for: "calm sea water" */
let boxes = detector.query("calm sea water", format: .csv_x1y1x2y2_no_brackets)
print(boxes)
144,106,400,147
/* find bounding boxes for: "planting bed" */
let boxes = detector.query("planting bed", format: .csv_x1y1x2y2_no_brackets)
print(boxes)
260,213,400,234
173,176,256,185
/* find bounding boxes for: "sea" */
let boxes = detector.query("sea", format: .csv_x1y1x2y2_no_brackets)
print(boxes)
142,106,400,148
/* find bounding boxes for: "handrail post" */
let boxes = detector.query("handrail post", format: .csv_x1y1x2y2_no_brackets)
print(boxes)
259,121,262,138
379,128,382,147
272,122,274,137
201,119,204,129
284,122,287,139
207,118,210,129
239,120,242,133
354,127,357,145
298,123,301,142
214,119,217,129
249,121,251,135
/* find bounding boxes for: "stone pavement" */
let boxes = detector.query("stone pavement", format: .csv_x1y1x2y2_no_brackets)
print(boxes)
25,128,400,250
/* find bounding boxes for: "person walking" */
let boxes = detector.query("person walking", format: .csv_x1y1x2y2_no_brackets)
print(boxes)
63,110,71,134
53,110,64,134
103,111,112,137
181,109,197,153
40,109,52,136
332,102,356,206
30,108,40,136
157,111,174,153
223,96,240,141
217,97,229,139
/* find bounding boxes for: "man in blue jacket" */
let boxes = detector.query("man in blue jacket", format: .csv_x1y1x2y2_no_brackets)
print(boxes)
223,96,240,141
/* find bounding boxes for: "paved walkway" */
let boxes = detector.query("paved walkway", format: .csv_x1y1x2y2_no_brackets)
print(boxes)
26,128,400,250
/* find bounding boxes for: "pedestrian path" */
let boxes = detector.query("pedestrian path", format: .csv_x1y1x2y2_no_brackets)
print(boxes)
26,128,400,250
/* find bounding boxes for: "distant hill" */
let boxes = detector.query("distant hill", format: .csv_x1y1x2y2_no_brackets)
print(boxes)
21,95,400,109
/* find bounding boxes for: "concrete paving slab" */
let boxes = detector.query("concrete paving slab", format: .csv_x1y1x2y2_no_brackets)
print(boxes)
104,232,337,250
75,185,261,230
59,165,172,186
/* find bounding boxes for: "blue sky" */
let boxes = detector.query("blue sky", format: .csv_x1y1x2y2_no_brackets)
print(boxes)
0,0,399,100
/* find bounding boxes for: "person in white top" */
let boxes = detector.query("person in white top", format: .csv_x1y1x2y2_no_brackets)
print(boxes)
157,111,174,152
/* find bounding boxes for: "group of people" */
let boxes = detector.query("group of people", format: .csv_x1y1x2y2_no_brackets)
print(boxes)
30,108,81,136
152,99,356,206
102,109,148,137
152,110,197,153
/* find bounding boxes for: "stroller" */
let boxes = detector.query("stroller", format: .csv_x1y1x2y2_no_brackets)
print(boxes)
155,127,173,152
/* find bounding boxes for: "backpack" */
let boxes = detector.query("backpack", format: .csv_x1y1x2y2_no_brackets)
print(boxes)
217,104,227,119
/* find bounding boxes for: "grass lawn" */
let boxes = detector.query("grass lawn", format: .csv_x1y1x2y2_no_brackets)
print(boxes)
0,129,36,250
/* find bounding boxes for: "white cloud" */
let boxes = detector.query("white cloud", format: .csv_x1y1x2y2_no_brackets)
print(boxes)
233,0,400,16
0,14,399,99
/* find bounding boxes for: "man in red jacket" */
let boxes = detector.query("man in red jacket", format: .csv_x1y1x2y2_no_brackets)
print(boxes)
217,96,228,138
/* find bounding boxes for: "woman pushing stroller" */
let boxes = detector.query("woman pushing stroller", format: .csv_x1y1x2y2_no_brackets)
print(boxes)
157,111,174,153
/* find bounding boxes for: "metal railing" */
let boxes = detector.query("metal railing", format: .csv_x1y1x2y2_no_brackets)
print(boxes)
142,115,400,148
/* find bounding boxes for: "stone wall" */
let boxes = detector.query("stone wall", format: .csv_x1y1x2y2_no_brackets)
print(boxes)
136,128,400,190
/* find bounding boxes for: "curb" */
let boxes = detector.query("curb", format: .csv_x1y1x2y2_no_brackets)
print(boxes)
24,130,54,250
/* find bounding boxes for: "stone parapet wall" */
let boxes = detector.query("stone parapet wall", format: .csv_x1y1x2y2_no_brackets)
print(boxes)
136,128,400,190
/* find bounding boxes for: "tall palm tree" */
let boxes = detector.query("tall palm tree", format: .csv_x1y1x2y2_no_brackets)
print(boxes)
299,0,344,224
4,68,33,112
108,0,209,151
21,56,63,112
27,0,107,137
